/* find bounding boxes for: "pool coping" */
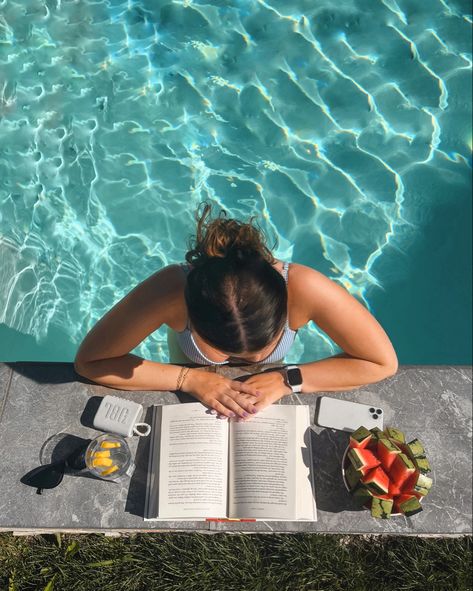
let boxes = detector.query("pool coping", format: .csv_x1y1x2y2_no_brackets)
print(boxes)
0,362,471,536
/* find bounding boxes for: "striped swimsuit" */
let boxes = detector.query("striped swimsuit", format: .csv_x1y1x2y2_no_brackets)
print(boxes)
172,261,297,365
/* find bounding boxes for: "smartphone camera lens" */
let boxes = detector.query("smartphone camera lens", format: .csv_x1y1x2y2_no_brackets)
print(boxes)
377,409,382,414
373,413,378,419
369,407,375,413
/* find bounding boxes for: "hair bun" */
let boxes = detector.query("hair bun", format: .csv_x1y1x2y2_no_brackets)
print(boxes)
185,201,277,268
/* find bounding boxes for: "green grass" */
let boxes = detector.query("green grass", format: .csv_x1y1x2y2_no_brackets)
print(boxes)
0,533,471,591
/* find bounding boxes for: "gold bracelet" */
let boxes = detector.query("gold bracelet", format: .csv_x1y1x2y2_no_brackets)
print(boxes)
180,367,191,390
176,367,191,391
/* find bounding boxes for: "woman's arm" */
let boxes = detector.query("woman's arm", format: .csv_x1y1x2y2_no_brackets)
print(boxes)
73,265,262,418
295,265,398,393
74,265,186,391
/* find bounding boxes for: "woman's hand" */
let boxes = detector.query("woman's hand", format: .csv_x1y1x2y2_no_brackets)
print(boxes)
181,368,261,419
239,370,292,415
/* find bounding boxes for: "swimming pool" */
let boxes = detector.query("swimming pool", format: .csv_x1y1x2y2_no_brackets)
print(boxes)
0,0,471,364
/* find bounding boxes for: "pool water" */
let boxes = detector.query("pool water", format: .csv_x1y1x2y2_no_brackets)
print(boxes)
0,0,471,364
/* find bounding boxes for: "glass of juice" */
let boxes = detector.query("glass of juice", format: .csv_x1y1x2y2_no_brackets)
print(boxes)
85,434,134,481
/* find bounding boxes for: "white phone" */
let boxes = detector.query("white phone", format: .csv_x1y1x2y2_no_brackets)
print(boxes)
316,396,384,432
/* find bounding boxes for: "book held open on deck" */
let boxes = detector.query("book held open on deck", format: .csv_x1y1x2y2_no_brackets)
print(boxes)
144,403,317,521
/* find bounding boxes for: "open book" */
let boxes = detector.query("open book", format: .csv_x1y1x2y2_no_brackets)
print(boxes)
144,402,316,521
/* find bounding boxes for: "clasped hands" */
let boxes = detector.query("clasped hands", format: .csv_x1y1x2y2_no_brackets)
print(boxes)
181,367,293,421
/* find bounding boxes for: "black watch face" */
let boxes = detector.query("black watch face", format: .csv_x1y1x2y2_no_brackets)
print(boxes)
287,367,302,386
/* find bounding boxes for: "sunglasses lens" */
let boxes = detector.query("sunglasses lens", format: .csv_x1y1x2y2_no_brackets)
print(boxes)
22,463,65,493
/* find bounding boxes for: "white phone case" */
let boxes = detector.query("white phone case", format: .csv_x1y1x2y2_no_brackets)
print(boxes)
316,396,384,432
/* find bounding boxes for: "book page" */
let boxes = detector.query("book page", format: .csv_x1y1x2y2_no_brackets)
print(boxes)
295,406,317,520
158,403,228,519
228,405,296,520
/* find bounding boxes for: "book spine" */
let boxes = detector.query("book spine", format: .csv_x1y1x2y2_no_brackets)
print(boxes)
144,405,159,519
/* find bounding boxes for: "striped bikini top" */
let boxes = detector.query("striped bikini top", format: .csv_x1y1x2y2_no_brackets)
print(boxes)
175,261,298,365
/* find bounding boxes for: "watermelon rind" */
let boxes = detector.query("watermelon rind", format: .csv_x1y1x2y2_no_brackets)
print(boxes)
347,448,380,474
389,452,416,487
413,486,430,497
371,496,393,519
377,437,402,471
362,466,390,495
352,486,374,507
406,438,425,458
349,426,372,449
384,427,405,444
345,463,362,490
413,456,431,474
393,493,416,513
369,427,387,440
415,473,433,490
402,470,433,493
399,496,423,517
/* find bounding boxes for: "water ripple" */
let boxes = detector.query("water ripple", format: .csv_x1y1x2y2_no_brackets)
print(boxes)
0,0,471,362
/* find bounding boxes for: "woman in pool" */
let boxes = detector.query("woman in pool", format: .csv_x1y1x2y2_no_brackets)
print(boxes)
74,202,398,420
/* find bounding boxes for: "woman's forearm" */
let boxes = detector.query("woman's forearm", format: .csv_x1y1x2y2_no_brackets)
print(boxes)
74,354,185,391
300,353,398,393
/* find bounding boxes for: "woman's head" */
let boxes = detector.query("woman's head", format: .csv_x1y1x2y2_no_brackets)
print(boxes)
184,202,287,356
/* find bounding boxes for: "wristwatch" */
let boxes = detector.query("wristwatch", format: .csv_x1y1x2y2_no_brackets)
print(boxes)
283,365,303,393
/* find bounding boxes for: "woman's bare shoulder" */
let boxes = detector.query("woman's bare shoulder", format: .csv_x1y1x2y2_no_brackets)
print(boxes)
288,263,332,289
286,262,338,328
74,264,187,365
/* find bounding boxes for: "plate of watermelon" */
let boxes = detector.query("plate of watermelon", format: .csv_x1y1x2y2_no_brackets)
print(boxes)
342,426,432,519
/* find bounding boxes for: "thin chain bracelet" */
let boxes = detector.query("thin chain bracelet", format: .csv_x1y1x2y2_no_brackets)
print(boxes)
176,366,191,391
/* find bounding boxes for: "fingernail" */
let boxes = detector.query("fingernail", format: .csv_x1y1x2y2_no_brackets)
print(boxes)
242,411,248,417
210,410,217,415
229,412,235,417
251,408,258,413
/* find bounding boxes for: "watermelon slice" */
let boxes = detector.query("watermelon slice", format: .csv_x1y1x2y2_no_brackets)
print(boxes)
406,438,425,458
345,463,362,490
402,471,433,495
377,437,402,471
398,496,423,517
413,456,431,474
389,453,416,487
388,480,402,497
344,426,431,518
366,427,388,451
369,427,387,440
349,426,373,449
384,427,405,444
392,493,416,513
347,448,380,475
371,496,393,519
411,491,425,500
362,466,390,495
352,486,374,507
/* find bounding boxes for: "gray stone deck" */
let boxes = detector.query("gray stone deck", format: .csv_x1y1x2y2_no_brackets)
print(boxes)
0,362,471,535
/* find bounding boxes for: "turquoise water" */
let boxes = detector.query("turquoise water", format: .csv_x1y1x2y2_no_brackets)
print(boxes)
0,0,471,364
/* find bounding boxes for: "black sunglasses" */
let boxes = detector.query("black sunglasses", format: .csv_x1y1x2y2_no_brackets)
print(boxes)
21,440,91,494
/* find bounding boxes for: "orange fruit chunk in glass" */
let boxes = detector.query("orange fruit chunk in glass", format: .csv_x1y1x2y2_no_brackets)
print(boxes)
100,441,121,449
101,465,119,476
93,450,110,458
92,457,113,467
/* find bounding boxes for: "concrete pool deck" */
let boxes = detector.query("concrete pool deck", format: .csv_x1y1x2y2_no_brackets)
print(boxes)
0,362,471,536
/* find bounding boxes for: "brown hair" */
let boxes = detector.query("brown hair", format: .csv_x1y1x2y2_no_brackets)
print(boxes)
183,202,287,355
185,202,277,267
